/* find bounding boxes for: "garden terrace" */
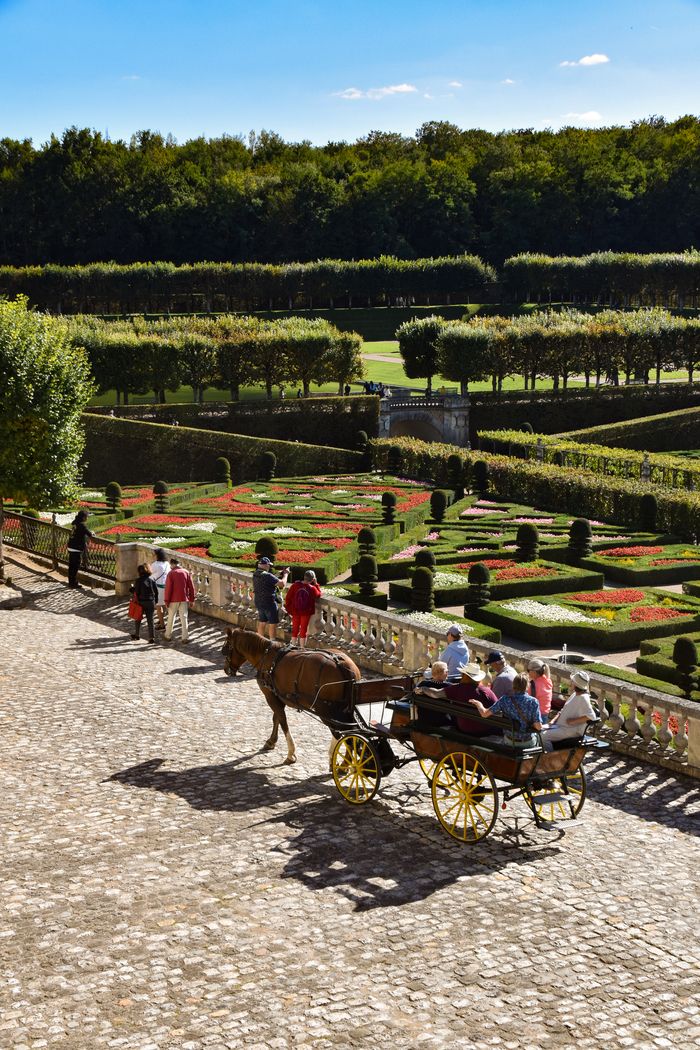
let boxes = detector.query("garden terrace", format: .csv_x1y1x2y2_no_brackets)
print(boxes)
6,482,221,527
471,589,700,649
564,405,700,453
575,543,700,587
93,474,434,584
388,562,604,606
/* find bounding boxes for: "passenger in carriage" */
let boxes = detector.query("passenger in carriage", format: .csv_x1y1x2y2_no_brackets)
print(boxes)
541,670,596,750
444,663,498,736
468,672,543,748
413,661,452,727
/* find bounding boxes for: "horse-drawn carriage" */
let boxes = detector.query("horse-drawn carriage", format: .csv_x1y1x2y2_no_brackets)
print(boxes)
223,629,608,845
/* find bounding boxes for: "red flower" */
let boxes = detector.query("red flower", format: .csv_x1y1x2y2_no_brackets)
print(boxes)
495,566,558,581
569,589,646,604
456,558,515,570
325,537,353,549
648,558,700,567
599,546,664,558
133,515,201,525
101,524,145,536
629,606,692,622
179,545,210,559
311,522,364,532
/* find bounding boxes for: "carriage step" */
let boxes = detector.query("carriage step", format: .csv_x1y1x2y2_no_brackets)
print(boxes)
537,818,563,832
529,793,567,805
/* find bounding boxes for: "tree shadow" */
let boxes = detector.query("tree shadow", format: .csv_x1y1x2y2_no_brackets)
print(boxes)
107,757,561,910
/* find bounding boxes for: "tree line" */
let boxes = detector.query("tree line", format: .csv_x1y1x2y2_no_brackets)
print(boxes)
63,314,364,403
397,309,700,394
1,117,700,267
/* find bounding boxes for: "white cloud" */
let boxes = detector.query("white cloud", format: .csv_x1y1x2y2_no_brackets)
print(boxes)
424,92,434,99
121,74,142,81
448,80,463,88
333,83,418,101
560,53,610,67
564,110,603,123
501,78,515,85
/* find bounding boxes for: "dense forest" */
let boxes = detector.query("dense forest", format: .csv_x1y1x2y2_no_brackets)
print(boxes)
1,117,700,267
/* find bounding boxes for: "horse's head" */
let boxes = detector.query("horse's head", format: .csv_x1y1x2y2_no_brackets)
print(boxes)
223,627,245,676
222,627,268,676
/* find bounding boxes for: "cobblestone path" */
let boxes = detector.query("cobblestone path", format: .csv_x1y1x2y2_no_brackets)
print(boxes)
1,561,699,1050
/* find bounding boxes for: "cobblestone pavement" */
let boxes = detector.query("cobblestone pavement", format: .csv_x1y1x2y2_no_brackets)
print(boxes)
2,559,700,1050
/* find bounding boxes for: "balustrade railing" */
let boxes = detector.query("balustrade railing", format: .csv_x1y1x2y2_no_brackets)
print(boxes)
116,541,700,779
3,511,117,579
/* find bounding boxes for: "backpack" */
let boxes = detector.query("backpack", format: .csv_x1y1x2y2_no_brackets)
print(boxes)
293,583,314,615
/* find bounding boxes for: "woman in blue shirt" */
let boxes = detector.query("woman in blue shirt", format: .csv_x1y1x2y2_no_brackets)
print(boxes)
468,672,542,747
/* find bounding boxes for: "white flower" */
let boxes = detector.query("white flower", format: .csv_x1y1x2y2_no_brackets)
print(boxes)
322,586,352,597
151,536,185,545
229,540,253,550
80,491,104,501
396,610,479,633
362,494,383,501
293,505,310,510
331,489,350,494
266,527,303,536
433,571,470,587
501,599,599,624
178,521,217,532
39,512,75,526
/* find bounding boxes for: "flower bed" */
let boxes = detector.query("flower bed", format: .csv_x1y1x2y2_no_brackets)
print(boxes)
580,543,700,586
471,588,700,649
388,561,604,606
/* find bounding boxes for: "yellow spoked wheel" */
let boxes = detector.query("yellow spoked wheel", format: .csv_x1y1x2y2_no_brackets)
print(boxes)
528,769,586,822
431,751,498,843
332,734,382,805
418,757,438,782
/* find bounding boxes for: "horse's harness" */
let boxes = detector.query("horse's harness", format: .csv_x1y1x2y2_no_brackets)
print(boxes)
257,643,355,714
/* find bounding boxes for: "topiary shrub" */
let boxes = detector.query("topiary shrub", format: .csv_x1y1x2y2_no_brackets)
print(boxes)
258,450,277,481
215,456,232,486
464,561,491,612
447,453,464,500
387,446,404,475
255,535,279,562
357,527,377,557
640,492,658,531
153,480,170,514
516,522,539,561
356,430,368,452
472,459,489,496
430,488,450,522
357,554,378,597
415,547,436,572
105,481,122,511
411,565,435,612
672,636,699,699
382,491,397,524
568,517,592,564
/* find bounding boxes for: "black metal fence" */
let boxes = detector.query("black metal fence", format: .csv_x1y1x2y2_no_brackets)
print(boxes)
2,512,117,579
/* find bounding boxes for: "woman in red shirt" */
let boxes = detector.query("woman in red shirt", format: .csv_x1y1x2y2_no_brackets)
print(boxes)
528,658,553,719
284,570,322,648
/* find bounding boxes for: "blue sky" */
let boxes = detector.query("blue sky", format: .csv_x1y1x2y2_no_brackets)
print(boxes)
0,0,699,146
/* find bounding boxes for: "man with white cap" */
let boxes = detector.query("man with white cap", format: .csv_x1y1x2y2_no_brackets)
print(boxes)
438,624,470,677
541,670,597,749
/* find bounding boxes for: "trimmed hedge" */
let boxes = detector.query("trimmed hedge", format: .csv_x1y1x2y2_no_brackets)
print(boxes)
479,429,700,490
90,395,381,448
370,437,700,540
564,405,700,453
388,563,604,606
636,633,700,699
82,414,363,485
470,386,700,442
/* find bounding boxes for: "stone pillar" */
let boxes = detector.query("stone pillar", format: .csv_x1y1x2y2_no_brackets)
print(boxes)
687,713,700,773
114,543,141,597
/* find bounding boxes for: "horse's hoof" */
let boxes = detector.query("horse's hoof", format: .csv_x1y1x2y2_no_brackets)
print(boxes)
262,741,275,751
284,756,297,765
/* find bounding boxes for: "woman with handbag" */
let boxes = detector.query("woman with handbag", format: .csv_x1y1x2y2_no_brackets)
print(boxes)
129,564,159,643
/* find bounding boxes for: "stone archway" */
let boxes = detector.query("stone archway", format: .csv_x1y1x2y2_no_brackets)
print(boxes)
379,395,470,447
390,417,445,442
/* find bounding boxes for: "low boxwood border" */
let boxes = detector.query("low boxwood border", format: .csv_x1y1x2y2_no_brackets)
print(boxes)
388,564,604,606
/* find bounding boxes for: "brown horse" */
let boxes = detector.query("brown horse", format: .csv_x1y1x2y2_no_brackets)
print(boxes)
223,627,362,764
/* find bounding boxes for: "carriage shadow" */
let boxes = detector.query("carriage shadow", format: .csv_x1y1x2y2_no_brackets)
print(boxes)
108,756,561,910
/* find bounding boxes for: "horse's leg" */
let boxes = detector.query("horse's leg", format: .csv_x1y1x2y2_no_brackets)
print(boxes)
260,688,296,763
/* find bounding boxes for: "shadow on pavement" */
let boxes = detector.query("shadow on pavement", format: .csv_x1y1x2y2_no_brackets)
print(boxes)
107,757,561,910
585,752,700,835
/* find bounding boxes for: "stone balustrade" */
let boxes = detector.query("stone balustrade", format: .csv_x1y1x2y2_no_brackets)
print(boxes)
116,542,700,780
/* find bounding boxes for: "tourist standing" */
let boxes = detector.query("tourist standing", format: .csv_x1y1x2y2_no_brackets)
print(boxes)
284,569,322,647
130,564,158,643
66,510,95,589
149,548,171,630
164,557,196,642
253,557,289,639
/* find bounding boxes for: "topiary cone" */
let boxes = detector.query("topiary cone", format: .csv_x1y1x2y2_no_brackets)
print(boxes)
430,489,449,523
255,535,279,561
568,517,592,564
357,554,378,596
410,565,435,612
516,522,539,562
105,481,122,512
382,491,397,525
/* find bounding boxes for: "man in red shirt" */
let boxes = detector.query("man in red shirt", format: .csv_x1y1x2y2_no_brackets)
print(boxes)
444,663,498,735
164,558,196,642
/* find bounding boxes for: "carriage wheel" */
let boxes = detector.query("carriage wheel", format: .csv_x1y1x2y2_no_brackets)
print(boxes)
527,768,587,822
431,752,498,843
332,734,382,805
418,757,438,783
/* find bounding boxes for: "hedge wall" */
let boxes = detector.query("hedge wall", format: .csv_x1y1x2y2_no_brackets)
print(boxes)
564,406,700,453
82,414,363,485
370,437,700,539
469,386,700,443
90,395,380,448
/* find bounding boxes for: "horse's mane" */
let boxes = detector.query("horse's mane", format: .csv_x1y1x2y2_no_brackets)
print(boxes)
234,628,279,661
